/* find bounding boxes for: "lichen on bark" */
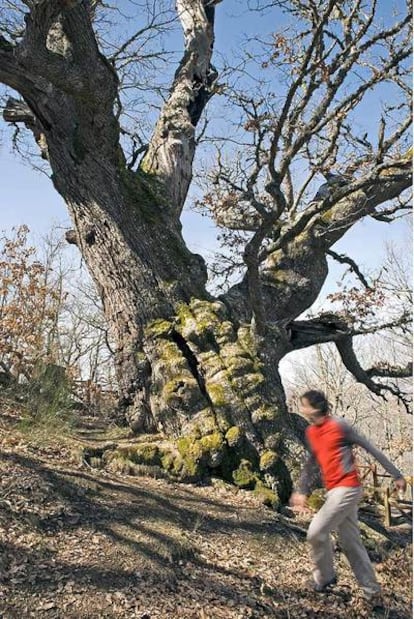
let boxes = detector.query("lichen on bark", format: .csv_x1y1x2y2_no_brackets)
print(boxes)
117,297,300,504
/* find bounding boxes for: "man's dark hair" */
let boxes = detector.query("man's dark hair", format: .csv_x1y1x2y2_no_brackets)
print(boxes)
300,390,330,415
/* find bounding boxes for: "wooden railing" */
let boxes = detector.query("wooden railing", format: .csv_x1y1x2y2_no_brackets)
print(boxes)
359,464,413,527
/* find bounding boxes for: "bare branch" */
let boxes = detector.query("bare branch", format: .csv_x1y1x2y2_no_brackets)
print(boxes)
289,309,412,351
366,362,413,380
326,250,371,289
289,313,350,349
3,96,49,159
335,336,412,414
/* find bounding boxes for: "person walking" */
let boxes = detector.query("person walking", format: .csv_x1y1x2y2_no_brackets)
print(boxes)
290,390,407,608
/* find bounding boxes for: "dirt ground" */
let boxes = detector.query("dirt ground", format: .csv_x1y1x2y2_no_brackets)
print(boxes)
0,410,412,619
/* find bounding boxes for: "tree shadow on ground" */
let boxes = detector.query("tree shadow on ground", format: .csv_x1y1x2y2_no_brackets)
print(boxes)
0,450,411,619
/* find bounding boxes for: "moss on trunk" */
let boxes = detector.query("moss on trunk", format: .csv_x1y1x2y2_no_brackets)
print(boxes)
113,297,305,504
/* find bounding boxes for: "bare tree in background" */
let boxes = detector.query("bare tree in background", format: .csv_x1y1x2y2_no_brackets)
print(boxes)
0,0,412,500
0,225,116,409
285,240,412,467
286,342,412,467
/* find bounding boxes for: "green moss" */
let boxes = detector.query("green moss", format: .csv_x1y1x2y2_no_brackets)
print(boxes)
198,320,215,335
160,444,203,480
160,452,175,471
176,300,229,343
215,321,234,341
162,378,180,400
113,444,161,466
190,298,223,318
207,382,228,407
307,489,326,510
175,436,206,479
168,430,228,478
162,375,198,404
199,431,225,468
135,444,160,465
213,410,232,434
192,410,218,436
254,481,278,509
225,426,244,447
139,156,154,175
225,355,253,375
232,372,265,395
251,406,276,423
159,341,186,364
145,319,172,338
320,208,334,224
104,450,170,479
177,436,201,459
176,437,191,457
232,459,258,489
177,432,224,460
181,457,202,479
260,450,279,472
176,303,195,325
171,455,185,476
237,326,256,354
199,431,223,452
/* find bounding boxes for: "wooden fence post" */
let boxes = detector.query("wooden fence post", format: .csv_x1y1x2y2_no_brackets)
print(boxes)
384,487,391,527
372,464,379,501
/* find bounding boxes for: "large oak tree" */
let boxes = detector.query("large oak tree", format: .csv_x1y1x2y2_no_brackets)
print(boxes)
0,0,412,502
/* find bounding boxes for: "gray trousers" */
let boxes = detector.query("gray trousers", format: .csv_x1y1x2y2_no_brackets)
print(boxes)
307,486,381,597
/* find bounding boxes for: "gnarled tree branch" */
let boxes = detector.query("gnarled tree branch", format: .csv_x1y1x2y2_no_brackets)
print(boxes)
3,97,49,159
326,250,370,289
141,0,220,216
289,311,412,350
222,163,412,326
366,362,413,380
0,34,38,95
335,336,412,414
1,1,117,102
289,313,350,349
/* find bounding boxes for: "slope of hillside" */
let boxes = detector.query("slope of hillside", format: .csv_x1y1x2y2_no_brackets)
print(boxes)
0,408,411,619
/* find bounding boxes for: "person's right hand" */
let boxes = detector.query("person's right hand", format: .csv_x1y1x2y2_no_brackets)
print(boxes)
289,492,308,509
394,477,407,492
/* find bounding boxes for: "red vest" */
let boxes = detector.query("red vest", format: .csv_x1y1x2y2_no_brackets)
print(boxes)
306,417,360,490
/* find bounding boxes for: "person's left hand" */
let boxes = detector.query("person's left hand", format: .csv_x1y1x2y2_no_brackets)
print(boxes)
289,492,312,514
289,492,307,509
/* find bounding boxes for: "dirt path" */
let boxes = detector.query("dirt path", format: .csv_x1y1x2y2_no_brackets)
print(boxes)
0,417,412,618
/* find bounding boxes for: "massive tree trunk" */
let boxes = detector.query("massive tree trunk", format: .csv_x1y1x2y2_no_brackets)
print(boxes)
61,148,303,497
54,136,301,502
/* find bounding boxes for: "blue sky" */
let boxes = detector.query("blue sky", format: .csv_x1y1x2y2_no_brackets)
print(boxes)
0,0,411,302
